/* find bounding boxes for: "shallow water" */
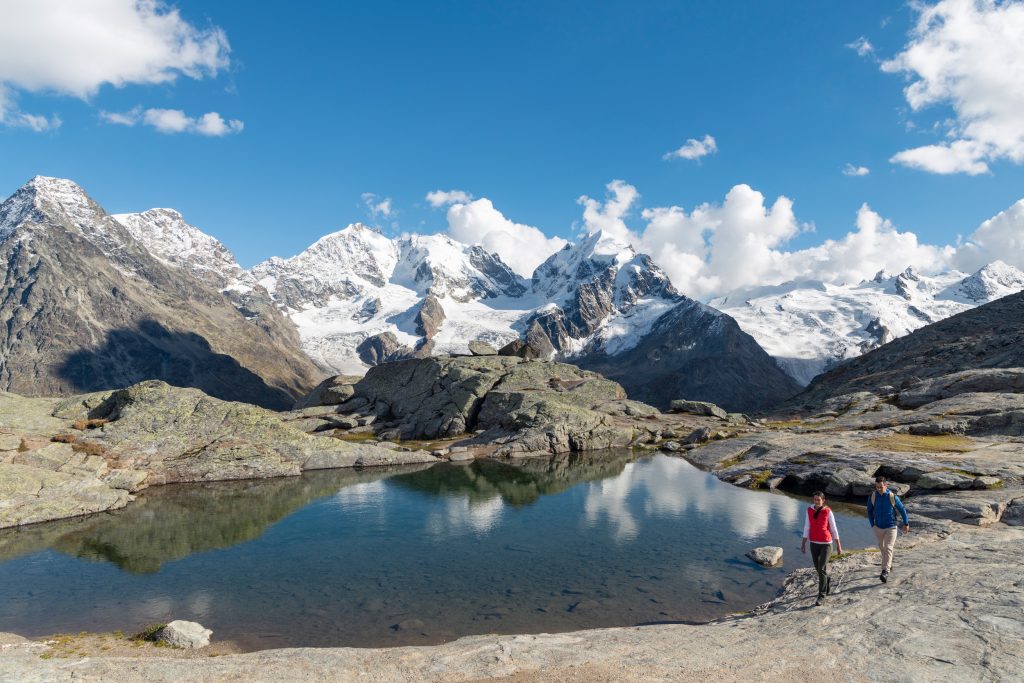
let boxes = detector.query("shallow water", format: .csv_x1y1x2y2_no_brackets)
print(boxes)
0,452,878,649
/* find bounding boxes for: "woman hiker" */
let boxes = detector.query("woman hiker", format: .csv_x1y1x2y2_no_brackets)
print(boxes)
801,491,843,606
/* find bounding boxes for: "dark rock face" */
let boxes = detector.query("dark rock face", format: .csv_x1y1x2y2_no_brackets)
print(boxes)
0,178,320,409
796,290,1024,407
356,332,407,366
576,300,801,413
415,295,446,339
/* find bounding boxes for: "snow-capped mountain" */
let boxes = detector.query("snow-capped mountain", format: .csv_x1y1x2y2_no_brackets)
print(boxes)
712,262,1024,386
0,177,320,408
253,225,798,410
114,208,253,290
249,225,531,372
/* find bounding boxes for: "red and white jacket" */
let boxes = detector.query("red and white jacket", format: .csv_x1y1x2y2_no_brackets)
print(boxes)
803,505,840,544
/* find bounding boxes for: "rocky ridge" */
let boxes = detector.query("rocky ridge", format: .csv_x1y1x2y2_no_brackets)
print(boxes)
0,177,320,409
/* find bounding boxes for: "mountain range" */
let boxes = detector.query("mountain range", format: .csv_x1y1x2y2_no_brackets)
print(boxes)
2,175,1021,413
712,261,1024,385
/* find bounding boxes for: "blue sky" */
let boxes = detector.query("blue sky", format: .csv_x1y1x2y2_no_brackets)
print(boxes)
2,1,1023,295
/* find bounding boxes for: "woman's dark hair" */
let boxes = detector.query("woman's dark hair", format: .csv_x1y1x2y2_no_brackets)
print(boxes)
811,491,826,518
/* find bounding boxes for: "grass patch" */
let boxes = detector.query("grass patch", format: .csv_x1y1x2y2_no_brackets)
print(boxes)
866,434,975,453
330,431,381,443
72,418,109,431
133,624,167,643
749,469,774,488
71,441,107,456
51,433,77,444
766,419,806,429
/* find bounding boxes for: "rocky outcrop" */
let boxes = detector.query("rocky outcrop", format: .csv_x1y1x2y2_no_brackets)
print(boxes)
154,621,212,649
0,177,320,410
0,381,435,528
467,341,497,356
415,295,446,339
669,400,728,419
357,332,408,366
312,357,657,455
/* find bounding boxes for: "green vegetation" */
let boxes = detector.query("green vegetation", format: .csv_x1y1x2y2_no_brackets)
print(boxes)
134,624,167,642
866,434,975,453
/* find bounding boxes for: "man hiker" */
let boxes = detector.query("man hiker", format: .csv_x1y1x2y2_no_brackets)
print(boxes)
801,490,843,606
867,475,909,583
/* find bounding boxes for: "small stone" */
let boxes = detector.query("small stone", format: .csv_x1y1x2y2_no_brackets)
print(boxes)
391,618,425,632
683,427,713,445
746,546,783,567
973,476,1003,490
155,620,212,649
661,441,681,452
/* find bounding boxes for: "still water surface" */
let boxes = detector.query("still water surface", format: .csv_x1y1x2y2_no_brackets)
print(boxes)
0,452,877,649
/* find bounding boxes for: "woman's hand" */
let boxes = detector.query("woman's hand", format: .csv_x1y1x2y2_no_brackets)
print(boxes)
800,539,807,554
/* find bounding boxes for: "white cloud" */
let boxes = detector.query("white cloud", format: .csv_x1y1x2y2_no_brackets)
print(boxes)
847,36,875,57
663,134,717,161
882,0,1024,174
101,107,242,135
842,163,871,176
442,197,567,277
578,180,640,239
0,84,60,131
954,198,1024,271
426,190,473,207
0,0,232,132
361,192,395,219
575,180,958,299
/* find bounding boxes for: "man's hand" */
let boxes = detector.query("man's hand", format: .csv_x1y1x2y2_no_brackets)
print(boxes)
903,524,910,533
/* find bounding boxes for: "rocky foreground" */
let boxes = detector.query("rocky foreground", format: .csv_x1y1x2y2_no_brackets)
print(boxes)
1,357,1022,680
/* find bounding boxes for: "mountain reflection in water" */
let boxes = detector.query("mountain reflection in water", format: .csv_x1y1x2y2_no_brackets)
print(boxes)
0,452,878,650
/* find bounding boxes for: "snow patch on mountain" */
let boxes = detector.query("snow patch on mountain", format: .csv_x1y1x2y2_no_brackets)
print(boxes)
114,208,252,290
713,263,1024,385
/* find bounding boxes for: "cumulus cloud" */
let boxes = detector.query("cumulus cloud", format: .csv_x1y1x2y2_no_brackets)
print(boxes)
882,0,1024,174
361,192,395,220
439,196,567,278
842,163,871,176
577,180,640,239
0,0,233,131
426,190,473,207
576,180,958,299
663,134,717,161
102,107,242,135
954,198,1024,272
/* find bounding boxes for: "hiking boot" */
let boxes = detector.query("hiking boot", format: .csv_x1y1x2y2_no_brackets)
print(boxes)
880,571,889,583
815,597,823,606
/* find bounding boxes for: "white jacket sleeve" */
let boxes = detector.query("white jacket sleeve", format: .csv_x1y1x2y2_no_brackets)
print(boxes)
802,508,810,539
828,510,840,542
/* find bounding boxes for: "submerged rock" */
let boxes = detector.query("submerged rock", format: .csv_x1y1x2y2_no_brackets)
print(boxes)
746,546,783,567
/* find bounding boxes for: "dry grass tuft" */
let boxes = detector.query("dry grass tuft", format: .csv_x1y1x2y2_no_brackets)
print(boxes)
865,433,975,453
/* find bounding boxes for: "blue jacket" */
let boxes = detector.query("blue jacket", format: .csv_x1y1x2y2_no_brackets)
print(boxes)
867,488,909,528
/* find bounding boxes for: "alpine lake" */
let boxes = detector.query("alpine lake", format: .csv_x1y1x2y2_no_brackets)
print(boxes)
0,452,879,651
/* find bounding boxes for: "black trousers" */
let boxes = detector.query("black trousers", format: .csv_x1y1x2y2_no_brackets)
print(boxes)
810,542,831,597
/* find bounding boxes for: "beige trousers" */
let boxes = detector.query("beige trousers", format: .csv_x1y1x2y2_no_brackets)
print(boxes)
873,526,898,572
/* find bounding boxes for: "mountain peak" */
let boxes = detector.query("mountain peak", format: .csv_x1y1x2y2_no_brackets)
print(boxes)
954,260,1024,302
1,175,106,239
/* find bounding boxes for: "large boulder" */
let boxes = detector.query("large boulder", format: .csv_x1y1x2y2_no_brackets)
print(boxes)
669,400,728,419
293,374,362,409
746,546,783,567
348,356,642,454
468,341,497,356
154,621,212,649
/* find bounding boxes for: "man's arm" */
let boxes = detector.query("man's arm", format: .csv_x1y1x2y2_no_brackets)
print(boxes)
895,495,910,528
866,495,874,527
